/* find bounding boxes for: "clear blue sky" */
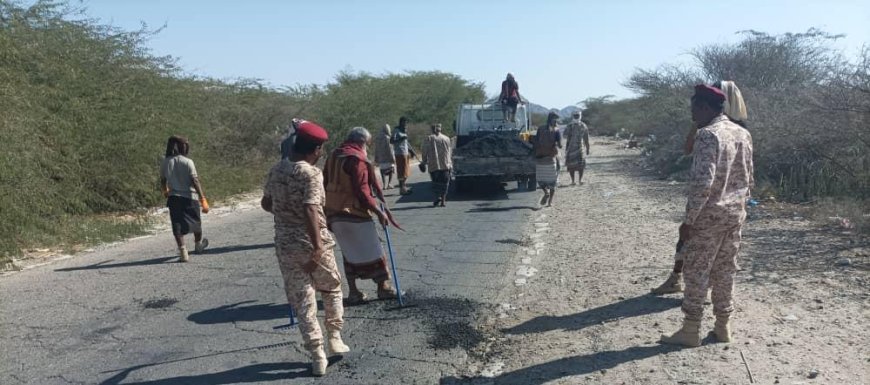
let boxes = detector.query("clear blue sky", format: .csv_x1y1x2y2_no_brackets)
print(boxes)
76,0,869,108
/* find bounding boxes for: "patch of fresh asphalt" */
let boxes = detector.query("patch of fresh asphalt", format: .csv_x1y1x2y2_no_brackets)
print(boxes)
0,172,541,384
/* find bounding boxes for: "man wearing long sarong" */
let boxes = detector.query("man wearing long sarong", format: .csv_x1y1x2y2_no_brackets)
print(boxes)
652,80,749,295
324,127,400,305
261,119,348,376
533,112,562,207
420,123,453,207
563,110,590,185
660,85,754,347
374,124,396,189
391,117,415,195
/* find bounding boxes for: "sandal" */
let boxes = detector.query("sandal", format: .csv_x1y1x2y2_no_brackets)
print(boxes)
345,291,368,305
377,287,405,300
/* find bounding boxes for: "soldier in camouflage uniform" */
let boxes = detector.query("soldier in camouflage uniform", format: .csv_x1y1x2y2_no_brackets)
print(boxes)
661,85,754,347
261,119,349,376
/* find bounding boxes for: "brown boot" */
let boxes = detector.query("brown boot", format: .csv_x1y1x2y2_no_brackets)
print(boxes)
310,344,327,376
327,330,350,355
651,272,683,295
660,319,702,347
713,315,732,342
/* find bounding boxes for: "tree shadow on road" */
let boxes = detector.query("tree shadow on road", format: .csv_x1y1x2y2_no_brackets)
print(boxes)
466,205,539,213
440,344,683,385
53,244,274,272
202,243,274,255
187,300,321,325
100,362,312,385
395,181,516,204
55,256,179,272
503,294,681,335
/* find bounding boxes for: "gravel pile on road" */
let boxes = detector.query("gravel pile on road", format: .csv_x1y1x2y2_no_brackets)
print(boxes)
455,134,532,158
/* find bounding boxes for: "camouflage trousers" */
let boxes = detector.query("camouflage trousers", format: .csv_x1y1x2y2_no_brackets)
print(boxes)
275,237,344,352
681,223,742,321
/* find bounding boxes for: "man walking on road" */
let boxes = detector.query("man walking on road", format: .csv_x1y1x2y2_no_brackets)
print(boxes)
533,112,562,207
160,135,209,262
563,110,590,185
324,127,401,305
660,85,754,347
420,123,453,207
391,116,415,195
261,119,349,376
375,123,396,189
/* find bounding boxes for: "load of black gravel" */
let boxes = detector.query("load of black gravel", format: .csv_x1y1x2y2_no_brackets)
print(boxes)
455,133,533,158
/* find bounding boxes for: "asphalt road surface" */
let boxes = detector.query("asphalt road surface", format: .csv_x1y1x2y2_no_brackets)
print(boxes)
1,171,541,385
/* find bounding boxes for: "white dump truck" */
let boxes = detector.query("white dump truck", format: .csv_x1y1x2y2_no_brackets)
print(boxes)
451,103,536,192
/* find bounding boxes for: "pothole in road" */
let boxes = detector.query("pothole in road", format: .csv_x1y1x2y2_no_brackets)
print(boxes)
429,321,486,350
408,296,497,357
140,297,178,309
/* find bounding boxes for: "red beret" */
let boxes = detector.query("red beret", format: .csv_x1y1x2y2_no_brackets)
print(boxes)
292,119,328,144
694,84,726,103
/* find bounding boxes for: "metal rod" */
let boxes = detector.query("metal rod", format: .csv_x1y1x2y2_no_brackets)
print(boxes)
381,204,404,306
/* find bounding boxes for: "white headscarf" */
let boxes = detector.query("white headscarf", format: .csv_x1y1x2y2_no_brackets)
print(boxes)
382,123,391,136
719,81,748,121
571,110,582,124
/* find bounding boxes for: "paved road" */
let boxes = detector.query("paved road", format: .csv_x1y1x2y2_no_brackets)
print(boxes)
1,171,540,384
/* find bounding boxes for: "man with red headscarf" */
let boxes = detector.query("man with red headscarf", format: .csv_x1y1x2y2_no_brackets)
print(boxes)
660,85,754,347
261,119,348,376
324,126,400,305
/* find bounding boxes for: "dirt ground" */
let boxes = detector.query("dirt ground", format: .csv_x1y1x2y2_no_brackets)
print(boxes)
448,139,869,385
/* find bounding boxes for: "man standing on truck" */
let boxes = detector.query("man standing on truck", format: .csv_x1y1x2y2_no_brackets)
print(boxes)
499,73,522,123
533,112,562,207
391,117,415,195
660,85,753,347
420,123,453,207
563,110,590,185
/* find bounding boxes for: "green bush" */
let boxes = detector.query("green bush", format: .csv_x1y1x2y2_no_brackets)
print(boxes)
0,1,486,259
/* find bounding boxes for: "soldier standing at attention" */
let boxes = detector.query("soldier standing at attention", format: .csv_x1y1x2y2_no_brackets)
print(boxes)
261,119,349,376
660,85,754,347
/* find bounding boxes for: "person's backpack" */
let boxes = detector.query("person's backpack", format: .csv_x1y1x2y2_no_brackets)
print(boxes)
534,125,558,158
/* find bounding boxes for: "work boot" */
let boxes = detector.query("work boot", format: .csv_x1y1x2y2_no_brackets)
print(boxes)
310,344,327,376
660,319,702,347
327,331,350,355
713,315,732,343
178,247,189,263
194,238,209,254
651,272,683,295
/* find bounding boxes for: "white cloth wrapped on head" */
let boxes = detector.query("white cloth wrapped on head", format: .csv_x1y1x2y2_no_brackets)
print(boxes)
719,81,748,121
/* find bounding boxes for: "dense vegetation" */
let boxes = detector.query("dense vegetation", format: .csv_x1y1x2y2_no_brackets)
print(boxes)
581,30,869,224
0,1,485,259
